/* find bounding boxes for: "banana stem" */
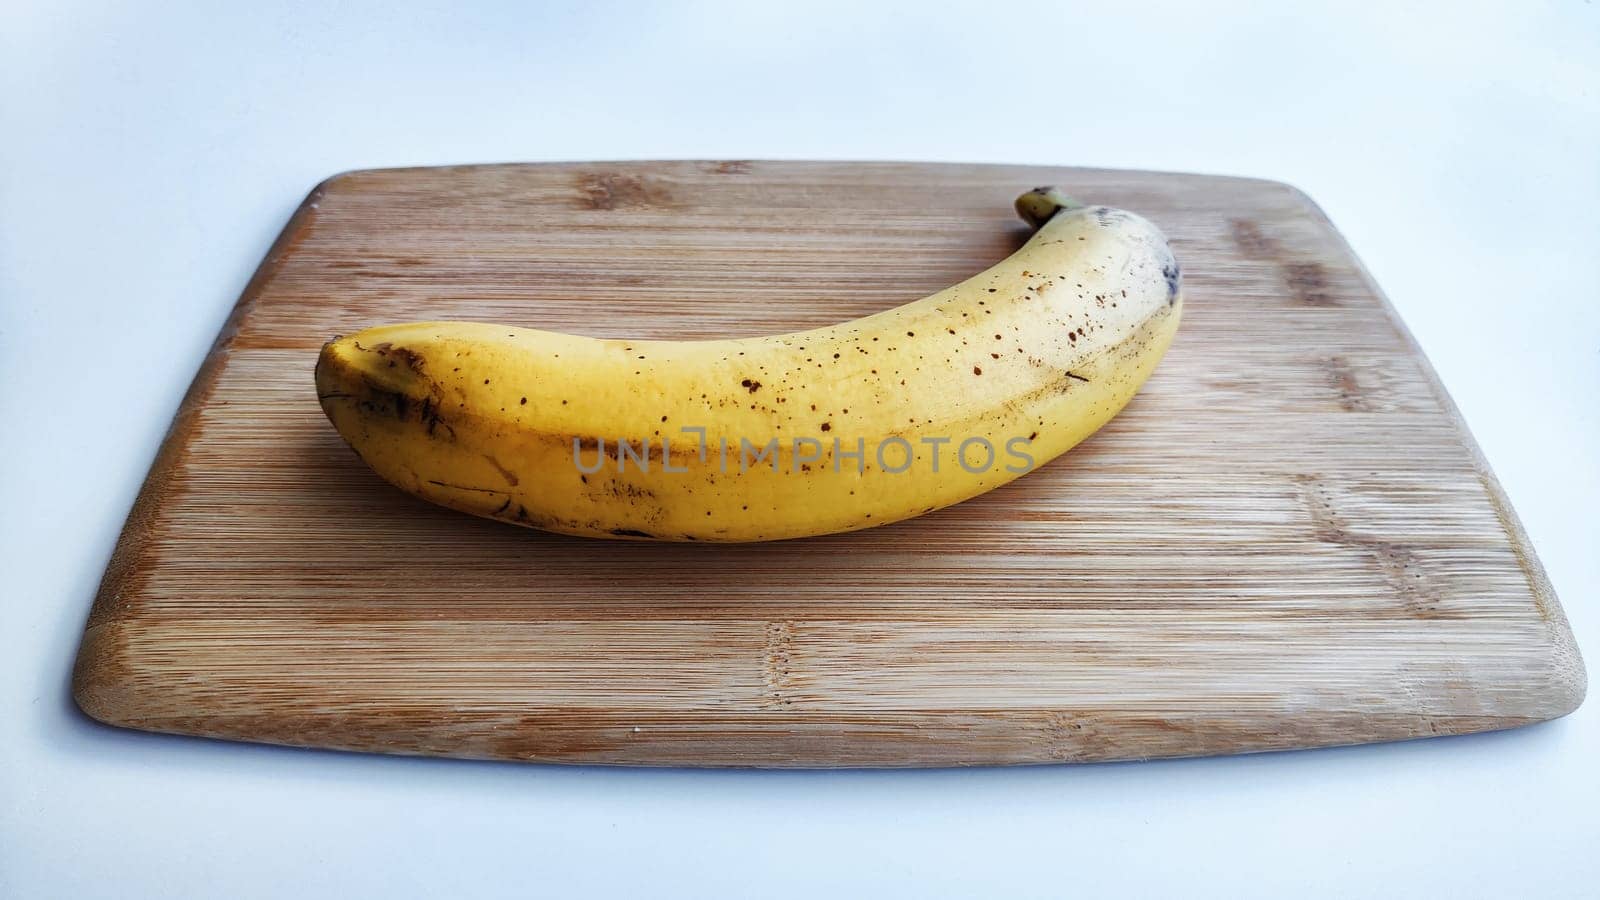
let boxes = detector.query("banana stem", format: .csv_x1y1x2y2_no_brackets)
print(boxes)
1014,186,1086,229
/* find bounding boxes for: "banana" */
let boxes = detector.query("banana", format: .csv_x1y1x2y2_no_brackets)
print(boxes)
315,188,1182,541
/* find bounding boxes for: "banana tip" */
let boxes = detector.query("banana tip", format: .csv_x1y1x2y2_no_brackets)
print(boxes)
1015,187,1085,228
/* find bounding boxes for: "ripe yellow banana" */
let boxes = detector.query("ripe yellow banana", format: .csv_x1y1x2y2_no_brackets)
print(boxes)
315,188,1182,541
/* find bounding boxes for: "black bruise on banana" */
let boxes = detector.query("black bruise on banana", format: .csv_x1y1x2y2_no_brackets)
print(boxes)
321,340,457,440
318,354,682,534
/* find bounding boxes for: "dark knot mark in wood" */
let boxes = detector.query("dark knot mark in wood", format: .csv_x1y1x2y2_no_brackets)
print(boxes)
1230,218,1339,307
576,172,674,211
763,621,796,707
1324,355,1371,412
1293,474,1446,619
1285,262,1336,307
1229,218,1279,259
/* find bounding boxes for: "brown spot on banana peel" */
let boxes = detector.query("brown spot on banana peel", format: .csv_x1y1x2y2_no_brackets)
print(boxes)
363,341,428,374
604,481,656,502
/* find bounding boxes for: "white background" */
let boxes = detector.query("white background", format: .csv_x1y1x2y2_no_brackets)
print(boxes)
3,2,1597,897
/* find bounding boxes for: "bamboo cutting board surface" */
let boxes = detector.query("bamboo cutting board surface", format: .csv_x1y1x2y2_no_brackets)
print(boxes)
72,161,1584,766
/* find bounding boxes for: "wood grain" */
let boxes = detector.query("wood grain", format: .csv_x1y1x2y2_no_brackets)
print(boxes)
71,161,1585,766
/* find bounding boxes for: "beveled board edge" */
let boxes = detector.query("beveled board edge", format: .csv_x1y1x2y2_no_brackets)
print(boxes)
1280,186,1585,716
72,173,331,724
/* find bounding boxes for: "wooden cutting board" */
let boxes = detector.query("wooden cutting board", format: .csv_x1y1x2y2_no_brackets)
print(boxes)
72,161,1585,766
